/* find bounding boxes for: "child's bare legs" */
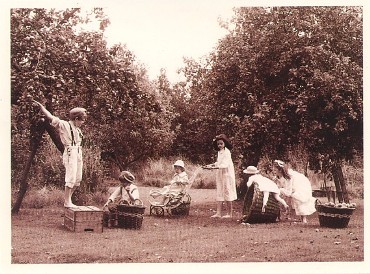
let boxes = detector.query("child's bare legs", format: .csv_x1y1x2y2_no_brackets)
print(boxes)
211,201,222,218
222,201,233,218
64,186,76,207
262,191,270,212
301,215,308,224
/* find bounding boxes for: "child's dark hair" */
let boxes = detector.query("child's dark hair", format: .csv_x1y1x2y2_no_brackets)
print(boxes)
212,134,233,151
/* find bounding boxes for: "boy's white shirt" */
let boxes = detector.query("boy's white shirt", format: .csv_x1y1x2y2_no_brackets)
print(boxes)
108,184,139,203
50,116,83,146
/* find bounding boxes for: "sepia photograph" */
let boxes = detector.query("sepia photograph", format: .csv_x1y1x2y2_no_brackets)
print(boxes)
2,0,368,273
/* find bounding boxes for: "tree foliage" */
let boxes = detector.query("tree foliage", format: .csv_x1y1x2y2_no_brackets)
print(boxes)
178,6,362,171
11,7,363,204
11,8,174,186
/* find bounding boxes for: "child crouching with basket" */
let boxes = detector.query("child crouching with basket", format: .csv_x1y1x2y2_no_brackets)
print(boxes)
103,171,141,210
103,171,145,229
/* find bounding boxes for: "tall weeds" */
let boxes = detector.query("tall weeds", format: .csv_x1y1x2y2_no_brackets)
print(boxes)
137,157,216,189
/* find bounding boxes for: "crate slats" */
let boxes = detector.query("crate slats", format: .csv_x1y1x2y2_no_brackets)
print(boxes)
64,206,103,233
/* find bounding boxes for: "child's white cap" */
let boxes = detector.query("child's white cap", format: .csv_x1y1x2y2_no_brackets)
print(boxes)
69,107,87,120
173,160,185,169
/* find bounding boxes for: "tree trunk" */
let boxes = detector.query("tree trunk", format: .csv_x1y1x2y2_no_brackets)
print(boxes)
11,139,41,214
331,161,350,204
11,119,64,214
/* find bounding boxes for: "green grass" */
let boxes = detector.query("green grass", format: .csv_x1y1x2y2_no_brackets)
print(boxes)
11,187,364,264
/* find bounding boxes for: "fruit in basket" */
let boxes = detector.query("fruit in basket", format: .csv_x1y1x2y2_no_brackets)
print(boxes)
348,203,357,208
325,202,335,207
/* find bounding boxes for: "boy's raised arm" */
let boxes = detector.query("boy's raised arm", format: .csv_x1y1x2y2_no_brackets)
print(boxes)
32,100,54,121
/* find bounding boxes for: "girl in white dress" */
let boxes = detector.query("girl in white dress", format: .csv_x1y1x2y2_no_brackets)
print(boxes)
273,160,316,223
206,134,237,218
243,166,289,212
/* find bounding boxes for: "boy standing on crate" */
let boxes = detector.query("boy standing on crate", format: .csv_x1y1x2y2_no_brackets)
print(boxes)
33,100,87,208
103,171,140,211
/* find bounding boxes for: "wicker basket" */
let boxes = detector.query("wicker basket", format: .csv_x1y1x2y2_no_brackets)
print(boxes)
242,182,281,223
315,202,355,228
117,204,146,229
103,204,145,229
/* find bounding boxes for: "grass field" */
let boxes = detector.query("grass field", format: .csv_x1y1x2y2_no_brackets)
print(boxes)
10,186,364,267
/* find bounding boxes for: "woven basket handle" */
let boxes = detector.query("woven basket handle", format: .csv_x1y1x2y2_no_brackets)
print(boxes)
133,199,144,206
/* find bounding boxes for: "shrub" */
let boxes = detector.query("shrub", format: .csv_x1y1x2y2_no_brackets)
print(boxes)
80,145,105,193
17,186,64,208
342,156,363,199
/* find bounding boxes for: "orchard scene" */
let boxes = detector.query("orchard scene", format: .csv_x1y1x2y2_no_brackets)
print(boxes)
9,6,364,267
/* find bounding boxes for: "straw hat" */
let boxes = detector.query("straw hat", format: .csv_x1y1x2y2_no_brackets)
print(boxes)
243,166,260,175
119,171,135,184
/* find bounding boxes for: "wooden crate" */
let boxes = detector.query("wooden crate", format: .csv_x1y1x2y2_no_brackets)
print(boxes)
64,206,103,233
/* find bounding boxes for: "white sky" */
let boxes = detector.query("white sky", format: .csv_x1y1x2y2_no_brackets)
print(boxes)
102,1,235,82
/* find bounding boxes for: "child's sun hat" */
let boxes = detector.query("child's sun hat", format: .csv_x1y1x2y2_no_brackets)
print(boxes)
173,160,185,169
243,166,260,174
119,171,135,184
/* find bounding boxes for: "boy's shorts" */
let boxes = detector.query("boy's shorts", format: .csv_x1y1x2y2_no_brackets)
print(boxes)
63,146,83,188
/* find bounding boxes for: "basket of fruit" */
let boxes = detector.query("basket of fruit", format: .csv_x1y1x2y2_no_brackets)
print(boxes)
315,200,356,228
